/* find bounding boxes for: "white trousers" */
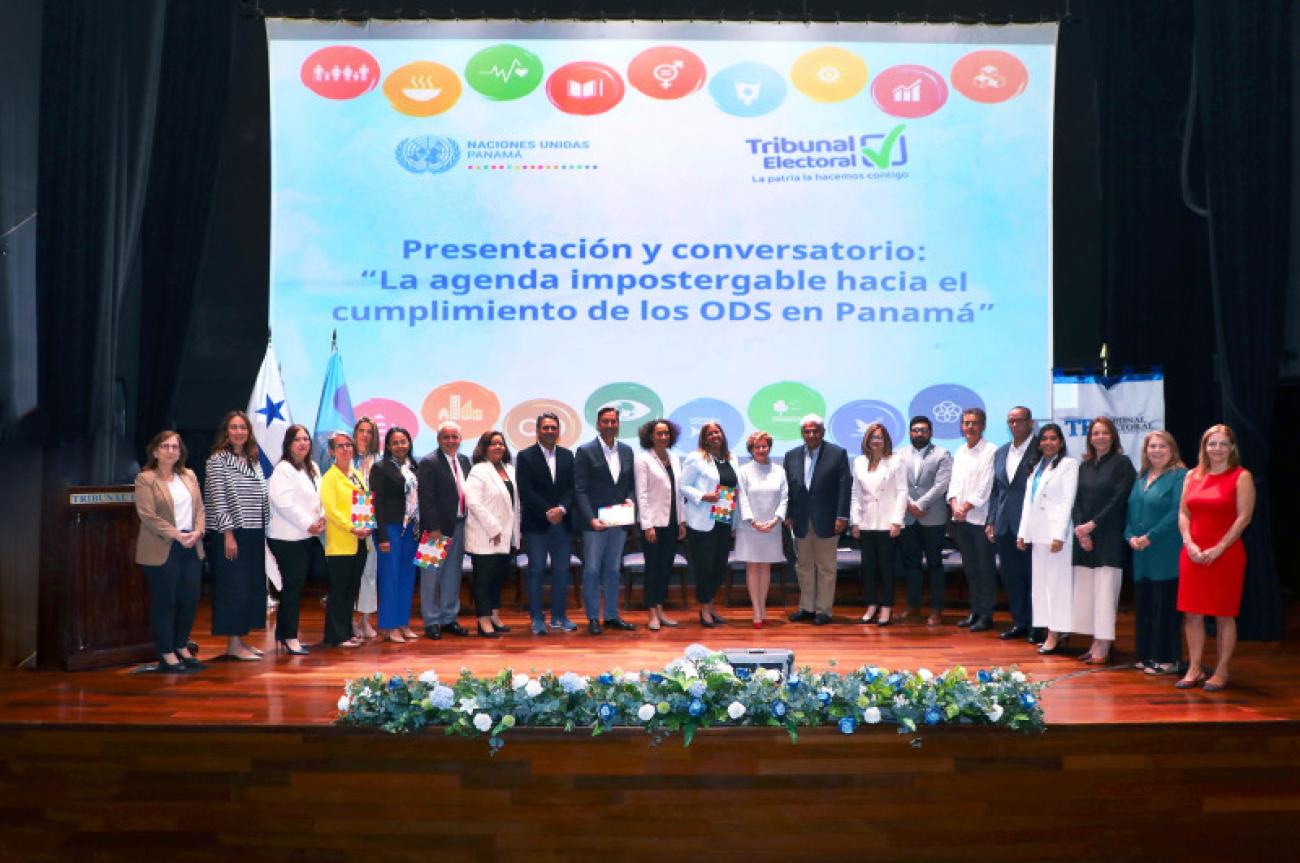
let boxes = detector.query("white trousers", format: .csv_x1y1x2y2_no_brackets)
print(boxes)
1030,542,1074,633
355,536,378,614
1071,565,1122,640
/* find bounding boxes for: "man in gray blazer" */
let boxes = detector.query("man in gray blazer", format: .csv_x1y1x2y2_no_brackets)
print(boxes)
985,406,1039,641
895,416,952,625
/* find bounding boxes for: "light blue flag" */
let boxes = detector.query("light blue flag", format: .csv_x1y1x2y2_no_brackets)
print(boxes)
312,337,355,469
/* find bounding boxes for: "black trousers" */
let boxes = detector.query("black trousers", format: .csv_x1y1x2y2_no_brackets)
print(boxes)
471,553,510,617
900,522,946,612
140,542,202,657
642,523,679,608
995,531,1032,629
323,545,367,645
1135,579,1182,664
950,520,997,617
211,527,266,636
858,530,897,606
267,537,313,640
687,522,731,604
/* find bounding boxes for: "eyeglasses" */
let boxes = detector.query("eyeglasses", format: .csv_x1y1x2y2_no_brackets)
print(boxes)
334,442,354,450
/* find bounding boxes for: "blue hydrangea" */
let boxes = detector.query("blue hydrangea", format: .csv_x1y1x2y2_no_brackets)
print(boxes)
887,672,905,690
772,700,788,718
688,681,707,698
684,644,711,661
429,685,455,710
786,674,802,690
688,698,705,717
597,702,615,722
648,673,665,684
1019,692,1037,708
865,667,883,684
559,672,588,694
388,675,405,691
838,716,856,735
598,673,614,685
977,669,992,684
735,667,752,681
924,707,943,726
817,689,832,706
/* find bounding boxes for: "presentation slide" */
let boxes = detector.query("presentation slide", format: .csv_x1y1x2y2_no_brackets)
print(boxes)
268,20,1057,455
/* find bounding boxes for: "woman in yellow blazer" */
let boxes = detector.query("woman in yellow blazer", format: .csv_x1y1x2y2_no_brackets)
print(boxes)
319,430,373,647
135,430,206,673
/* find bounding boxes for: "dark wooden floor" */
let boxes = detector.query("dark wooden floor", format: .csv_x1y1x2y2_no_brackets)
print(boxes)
3,585,1297,727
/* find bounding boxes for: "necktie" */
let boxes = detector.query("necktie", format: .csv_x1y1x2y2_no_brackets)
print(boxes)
450,453,465,516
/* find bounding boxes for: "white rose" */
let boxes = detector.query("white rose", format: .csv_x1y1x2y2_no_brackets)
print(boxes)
727,702,746,720
681,664,698,680
637,704,657,722
918,669,934,683
524,679,544,698
764,668,782,683
1011,671,1027,683
458,696,478,713
472,713,493,732
894,694,908,708
987,704,1005,722
863,706,882,724
512,673,530,690
418,670,439,684
337,695,351,712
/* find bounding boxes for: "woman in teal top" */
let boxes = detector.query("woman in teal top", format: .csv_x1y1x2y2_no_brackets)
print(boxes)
1124,430,1187,675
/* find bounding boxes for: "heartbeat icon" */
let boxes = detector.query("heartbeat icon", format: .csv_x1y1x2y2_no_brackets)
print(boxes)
481,59,531,81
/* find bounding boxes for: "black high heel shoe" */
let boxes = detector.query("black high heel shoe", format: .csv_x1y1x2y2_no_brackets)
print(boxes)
476,622,500,638
154,659,189,674
699,612,716,629
277,639,311,656
1037,633,1070,655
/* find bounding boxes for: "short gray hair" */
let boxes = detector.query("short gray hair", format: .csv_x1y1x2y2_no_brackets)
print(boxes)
436,420,462,435
799,414,825,429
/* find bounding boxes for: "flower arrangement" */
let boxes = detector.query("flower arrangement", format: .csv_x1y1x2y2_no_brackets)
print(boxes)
336,644,1045,749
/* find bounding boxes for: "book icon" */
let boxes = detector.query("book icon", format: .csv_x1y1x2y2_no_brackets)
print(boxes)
567,78,604,99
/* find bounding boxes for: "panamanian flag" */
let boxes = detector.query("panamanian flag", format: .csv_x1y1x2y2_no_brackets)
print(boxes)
248,342,294,479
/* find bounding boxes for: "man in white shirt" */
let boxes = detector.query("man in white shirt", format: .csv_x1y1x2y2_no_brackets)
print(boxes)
415,421,472,638
947,408,998,632
516,413,578,635
986,407,1040,641
573,406,637,634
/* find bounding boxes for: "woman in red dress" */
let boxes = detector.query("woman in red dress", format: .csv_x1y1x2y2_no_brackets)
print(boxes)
1175,424,1256,692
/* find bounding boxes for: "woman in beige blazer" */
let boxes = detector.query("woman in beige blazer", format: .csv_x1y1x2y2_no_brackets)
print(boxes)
135,430,206,673
634,419,687,631
464,430,521,637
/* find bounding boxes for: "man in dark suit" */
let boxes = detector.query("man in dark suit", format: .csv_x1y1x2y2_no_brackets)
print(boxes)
782,414,851,625
986,406,1040,641
516,412,577,636
415,421,472,638
573,405,637,635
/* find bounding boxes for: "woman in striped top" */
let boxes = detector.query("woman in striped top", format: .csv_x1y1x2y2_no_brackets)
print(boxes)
204,410,270,661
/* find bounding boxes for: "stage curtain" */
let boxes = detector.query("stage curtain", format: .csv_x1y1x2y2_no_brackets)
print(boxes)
1192,0,1290,641
134,2,238,451
37,0,166,480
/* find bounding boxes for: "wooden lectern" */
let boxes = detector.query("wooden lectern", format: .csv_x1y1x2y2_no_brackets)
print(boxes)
37,486,157,670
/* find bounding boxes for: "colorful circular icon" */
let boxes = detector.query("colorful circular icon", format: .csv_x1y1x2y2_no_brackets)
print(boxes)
382,61,462,116
420,381,500,442
951,50,1029,104
464,44,543,101
584,382,663,440
709,62,786,117
301,46,380,100
829,400,906,453
627,46,707,101
909,384,985,440
546,62,625,116
790,47,868,103
668,398,746,455
870,64,949,119
503,398,583,451
747,382,826,441
353,398,422,448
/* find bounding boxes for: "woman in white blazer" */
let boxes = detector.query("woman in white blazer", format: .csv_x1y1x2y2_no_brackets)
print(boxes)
464,430,521,638
634,419,687,631
680,421,739,628
850,423,909,625
1015,423,1079,655
266,424,326,656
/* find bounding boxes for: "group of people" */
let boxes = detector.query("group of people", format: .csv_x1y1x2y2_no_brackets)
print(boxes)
133,404,1254,691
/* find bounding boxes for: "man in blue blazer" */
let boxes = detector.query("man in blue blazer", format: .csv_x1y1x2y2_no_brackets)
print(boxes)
986,406,1040,641
782,414,851,625
415,421,472,639
573,405,637,635
516,412,578,635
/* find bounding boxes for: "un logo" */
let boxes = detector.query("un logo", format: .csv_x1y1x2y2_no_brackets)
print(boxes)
395,136,461,175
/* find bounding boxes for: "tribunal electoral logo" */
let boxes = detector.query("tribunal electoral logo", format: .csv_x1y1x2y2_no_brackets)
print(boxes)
396,136,461,175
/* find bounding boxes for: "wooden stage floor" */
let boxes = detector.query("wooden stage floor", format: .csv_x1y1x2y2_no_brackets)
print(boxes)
3,589,1298,727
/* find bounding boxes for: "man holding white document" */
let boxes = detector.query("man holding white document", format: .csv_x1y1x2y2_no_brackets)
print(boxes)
574,406,637,635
